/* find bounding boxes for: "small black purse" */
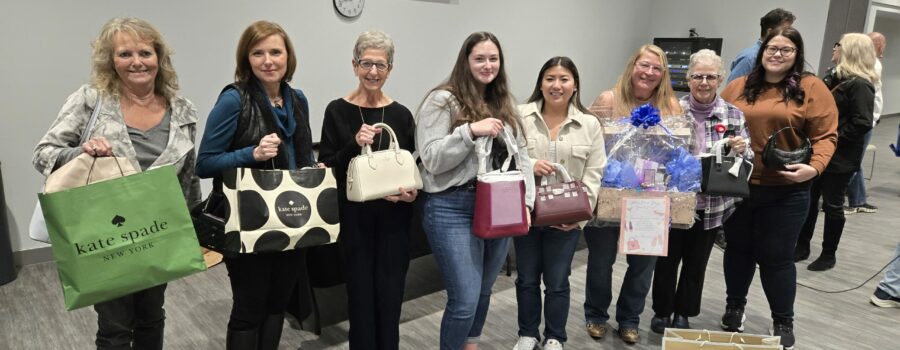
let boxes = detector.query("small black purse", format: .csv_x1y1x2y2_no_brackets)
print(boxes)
190,180,239,256
701,140,752,198
761,126,811,170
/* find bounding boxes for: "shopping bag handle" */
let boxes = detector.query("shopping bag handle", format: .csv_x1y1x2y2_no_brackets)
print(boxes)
476,126,519,175
85,153,127,185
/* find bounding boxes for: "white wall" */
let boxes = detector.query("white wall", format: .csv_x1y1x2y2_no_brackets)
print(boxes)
1,0,656,254
647,0,830,81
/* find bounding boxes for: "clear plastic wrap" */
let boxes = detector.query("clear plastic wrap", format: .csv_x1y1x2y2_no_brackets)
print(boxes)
595,104,701,228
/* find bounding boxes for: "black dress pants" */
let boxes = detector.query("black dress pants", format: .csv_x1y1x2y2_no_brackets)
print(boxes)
652,214,717,318
223,249,303,331
340,200,412,350
94,283,167,350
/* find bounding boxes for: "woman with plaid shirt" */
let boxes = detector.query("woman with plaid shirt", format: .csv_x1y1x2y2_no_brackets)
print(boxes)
650,49,753,334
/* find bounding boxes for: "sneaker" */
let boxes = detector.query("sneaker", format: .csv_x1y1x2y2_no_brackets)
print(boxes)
870,287,900,308
853,203,878,213
513,336,540,350
650,315,670,334
585,322,607,339
772,321,795,350
544,339,563,350
843,206,857,215
617,327,640,344
720,306,745,332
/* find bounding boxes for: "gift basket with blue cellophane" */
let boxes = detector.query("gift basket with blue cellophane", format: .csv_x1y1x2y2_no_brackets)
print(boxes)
595,104,701,229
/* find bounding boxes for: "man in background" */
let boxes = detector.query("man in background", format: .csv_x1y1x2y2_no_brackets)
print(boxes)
727,8,796,83
845,32,886,214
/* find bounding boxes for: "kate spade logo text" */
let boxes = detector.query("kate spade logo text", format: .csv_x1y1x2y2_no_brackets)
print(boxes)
74,217,169,260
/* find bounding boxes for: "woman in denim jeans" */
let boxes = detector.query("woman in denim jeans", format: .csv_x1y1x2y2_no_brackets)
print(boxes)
583,44,682,345
512,57,605,350
415,31,535,350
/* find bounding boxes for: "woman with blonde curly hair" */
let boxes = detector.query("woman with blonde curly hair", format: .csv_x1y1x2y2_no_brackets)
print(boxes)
797,33,877,271
33,17,200,349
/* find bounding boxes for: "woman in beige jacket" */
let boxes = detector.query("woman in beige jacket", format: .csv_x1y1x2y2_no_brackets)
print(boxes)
512,56,605,350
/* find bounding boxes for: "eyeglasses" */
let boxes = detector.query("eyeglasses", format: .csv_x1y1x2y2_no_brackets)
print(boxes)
635,61,664,74
689,73,720,83
356,59,390,72
764,45,797,57
833,42,842,49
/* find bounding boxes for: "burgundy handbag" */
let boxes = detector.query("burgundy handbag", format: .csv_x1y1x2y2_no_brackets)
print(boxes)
532,163,593,227
472,128,530,239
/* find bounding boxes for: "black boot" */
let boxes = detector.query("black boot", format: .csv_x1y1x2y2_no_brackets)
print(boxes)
226,328,259,350
258,313,285,350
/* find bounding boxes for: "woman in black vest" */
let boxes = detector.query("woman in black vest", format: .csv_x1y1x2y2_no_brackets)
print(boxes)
196,20,314,349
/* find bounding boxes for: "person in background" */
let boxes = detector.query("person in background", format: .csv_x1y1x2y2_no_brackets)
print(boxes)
650,49,751,334
513,56,605,350
33,17,201,349
584,44,681,346
318,30,417,350
727,8,796,84
416,31,535,350
871,242,900,307
720,27,838,350
797,33,877,271
196,20,315,350
844,32,887,214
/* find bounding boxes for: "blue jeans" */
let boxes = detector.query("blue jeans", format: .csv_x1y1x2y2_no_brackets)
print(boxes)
515,226,581,343
878,242,900,298
724,183,810,322
847,129,873,206
422,187,511,350
583,225,657,329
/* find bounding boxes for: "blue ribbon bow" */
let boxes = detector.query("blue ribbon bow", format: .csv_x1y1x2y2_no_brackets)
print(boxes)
630,103,662,129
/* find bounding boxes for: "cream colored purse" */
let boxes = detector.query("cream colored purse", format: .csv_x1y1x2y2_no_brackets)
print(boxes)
346,122,423,202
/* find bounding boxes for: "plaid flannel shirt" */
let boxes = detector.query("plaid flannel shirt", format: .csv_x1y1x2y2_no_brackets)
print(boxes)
681,95,754,230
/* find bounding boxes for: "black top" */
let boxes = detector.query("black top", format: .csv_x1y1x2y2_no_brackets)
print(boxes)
318,98,416,199
827,77,874,174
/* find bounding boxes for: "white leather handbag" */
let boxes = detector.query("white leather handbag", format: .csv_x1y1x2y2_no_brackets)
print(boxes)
346,122,423,202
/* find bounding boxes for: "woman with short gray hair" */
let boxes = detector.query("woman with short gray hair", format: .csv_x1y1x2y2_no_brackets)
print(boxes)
649,49,752,334
318,29,417,350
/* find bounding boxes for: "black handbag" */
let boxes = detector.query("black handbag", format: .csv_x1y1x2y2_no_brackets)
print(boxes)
701,140,752,198
190,180,240,256
761,126,811,170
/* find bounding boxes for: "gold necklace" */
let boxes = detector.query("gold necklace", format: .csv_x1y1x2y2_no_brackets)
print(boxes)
358,105,385,150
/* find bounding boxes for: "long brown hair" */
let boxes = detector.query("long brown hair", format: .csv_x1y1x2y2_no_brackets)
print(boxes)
611,44,680,116
234,20,297,84
435,32,521,134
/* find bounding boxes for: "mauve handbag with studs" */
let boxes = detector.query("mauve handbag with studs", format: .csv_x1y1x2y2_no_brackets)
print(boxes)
532,163,593,227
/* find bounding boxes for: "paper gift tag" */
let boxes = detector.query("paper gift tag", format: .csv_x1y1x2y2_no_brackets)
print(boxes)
619,195,669,256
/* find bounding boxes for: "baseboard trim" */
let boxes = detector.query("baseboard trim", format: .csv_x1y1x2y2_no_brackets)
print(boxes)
14,246,53,266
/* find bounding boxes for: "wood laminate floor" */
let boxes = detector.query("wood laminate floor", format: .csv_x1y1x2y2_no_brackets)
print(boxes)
3,117,900,349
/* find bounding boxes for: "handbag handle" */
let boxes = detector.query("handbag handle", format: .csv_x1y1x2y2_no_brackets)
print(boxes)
765,126,810,151
476,126,519,175
360,122,400,155
79,95,104,145
540,163,574,186
85,153,127,185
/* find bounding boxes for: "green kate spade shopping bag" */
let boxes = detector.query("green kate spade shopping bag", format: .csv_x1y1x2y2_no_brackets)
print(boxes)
39,165,206,310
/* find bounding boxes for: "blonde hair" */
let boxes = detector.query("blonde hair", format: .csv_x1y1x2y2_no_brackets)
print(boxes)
612,44,680,116
90,17,179,99
835,33,879,85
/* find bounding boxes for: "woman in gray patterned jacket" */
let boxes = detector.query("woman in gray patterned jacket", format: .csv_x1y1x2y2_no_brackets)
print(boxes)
32,17,200,350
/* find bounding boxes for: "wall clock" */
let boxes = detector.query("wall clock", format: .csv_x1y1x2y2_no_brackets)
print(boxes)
334,0,364,18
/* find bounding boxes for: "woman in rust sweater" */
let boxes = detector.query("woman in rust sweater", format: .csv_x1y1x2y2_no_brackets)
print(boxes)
719,27,837,350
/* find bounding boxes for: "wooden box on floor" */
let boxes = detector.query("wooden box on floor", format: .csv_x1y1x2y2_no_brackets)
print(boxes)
661,329,782,350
